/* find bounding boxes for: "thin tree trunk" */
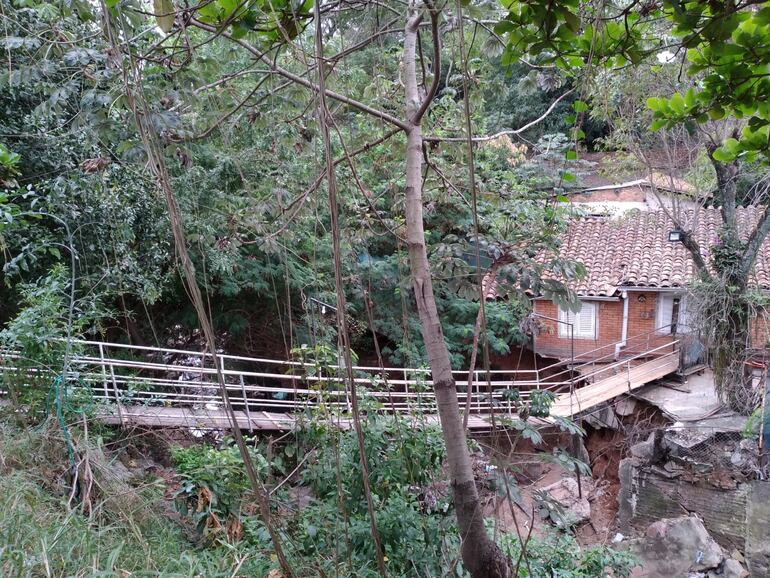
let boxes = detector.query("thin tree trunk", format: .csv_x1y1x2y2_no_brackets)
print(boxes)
464,258,511,429
704,146,763,412
403,5,509,577
709,143,740,246
313,5,387,575
101,9,295,577
712,297,755,411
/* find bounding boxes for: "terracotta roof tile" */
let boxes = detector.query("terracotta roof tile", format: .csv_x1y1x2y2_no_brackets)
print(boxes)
552,207,770,296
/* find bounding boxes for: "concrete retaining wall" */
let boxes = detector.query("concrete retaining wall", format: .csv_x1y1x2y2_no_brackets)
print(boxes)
620,457,770,575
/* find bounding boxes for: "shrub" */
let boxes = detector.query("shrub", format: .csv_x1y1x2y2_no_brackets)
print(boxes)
172,440,268,539
501,531,637,577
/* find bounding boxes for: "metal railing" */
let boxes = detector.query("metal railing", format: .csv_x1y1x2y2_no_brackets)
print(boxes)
0,334,681,421
542,323,678,385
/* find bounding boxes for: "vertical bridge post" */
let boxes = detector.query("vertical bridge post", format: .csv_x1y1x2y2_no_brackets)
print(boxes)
99,343,124,426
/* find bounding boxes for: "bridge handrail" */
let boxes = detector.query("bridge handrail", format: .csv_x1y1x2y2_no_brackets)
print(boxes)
543,323,678,383
21,352,551,389
62,339,543,380
1,336,683,420
2,365,556,413
2,361,554,393
2,335,680,400
568,340,679,386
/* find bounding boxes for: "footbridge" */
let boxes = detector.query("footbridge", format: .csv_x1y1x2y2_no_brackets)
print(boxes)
1,333,681,431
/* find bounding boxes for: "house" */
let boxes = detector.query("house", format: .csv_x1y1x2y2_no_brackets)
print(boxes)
530,207,770,361
568,172,700,216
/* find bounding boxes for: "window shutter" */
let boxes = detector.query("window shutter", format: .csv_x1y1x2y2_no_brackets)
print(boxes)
678,296,692,333
656,295,674,334
558,302,595,338
578,303,596,337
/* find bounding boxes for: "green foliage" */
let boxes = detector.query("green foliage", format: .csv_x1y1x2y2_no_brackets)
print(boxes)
0,143,21,188
287,483,461,578
662,3,770,162
528,389,555,418
0,421,272,577
0,265,109,417
290,342,359,379
0,408,628,578
301,415,446,505
501,531,636,577
166,415,458,576
0,0,586,371
497,0,646,70
500,387,556,420
1,265,74,364
497,0,770,161
172,440,268,536
188,0,313,41
742,407,762,439
0,0,171,337
688,274,763,412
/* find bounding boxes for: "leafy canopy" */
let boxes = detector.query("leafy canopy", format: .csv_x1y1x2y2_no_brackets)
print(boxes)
497,1,770,163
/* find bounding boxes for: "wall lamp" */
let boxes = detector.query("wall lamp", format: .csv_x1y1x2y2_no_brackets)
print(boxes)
668,229,685,242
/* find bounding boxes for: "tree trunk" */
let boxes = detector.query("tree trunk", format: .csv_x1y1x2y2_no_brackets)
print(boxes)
708,143,740,246
686,147,763,414
402,6,510,577
711,273,757,412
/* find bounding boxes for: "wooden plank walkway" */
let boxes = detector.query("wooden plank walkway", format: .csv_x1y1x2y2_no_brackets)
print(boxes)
550,352,680,418
94,353,680,431
96,405,503,431
2,338,682,431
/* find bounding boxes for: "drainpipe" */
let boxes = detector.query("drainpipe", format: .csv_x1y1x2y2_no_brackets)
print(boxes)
615,290,629,359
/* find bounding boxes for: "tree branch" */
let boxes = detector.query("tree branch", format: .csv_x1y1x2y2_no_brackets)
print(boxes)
313,1,387,574
328,17,401,62
186,75,275,141
681,231,710,275
708,142,740,245
189,18,410,131
412,5,441,124
264,127,401,239
741,203,770,279
102,6,296,577
424,88,575,142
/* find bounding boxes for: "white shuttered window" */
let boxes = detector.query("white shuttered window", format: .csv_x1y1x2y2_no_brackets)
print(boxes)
558,302,597,339
656,294,688,334
656,294,675,334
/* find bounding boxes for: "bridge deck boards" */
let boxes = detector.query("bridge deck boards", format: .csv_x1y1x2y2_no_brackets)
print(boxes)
96,353,679,431
97,405,497,430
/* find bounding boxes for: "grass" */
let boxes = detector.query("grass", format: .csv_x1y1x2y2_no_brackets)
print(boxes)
0,419,272,577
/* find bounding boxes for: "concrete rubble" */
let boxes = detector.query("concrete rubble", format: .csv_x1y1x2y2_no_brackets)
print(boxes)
620,427,768,576
537,476,591,527
629,516,748,577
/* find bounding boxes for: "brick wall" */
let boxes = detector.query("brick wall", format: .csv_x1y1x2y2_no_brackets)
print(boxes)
626,292,677,353
533,292,677,360
750,312,770,349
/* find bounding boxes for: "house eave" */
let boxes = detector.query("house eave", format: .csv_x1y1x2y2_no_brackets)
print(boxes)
532,295,621,302
618,286,686,292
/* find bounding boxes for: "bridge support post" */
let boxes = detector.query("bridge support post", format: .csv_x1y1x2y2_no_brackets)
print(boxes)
240,374,253,433
403,369,409,413
626,360,632,392
100,343,125,426
98,343,110,400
